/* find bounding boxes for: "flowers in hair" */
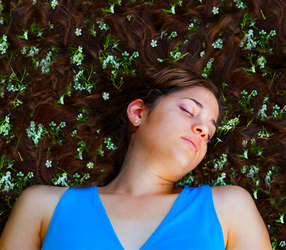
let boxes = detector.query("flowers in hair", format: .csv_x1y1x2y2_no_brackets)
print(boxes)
102,92,109,100
86,162,94,169
0,35,8,55
151,39,157,47
212,38,223,49
75,28,82,36
46,160,52,168
26,121,48,146
0,115,11,137
51,0,59,9
212,7,219,15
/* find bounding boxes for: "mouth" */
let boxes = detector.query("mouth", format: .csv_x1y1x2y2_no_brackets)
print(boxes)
182,137,197,153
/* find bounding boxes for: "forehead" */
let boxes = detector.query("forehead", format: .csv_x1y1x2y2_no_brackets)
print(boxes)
159,86,219,117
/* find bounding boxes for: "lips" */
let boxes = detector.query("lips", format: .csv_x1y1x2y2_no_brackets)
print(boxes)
182,137,198,153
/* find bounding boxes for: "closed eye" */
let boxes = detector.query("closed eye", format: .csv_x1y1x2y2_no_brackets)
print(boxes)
180,107,194,116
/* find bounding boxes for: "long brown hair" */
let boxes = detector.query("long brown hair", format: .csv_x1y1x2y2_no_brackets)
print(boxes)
0,0,285,242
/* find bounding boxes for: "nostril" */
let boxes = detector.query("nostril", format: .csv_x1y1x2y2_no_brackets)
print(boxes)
196,128,202,133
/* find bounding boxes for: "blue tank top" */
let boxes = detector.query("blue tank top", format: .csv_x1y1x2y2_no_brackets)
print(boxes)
41,185,225,250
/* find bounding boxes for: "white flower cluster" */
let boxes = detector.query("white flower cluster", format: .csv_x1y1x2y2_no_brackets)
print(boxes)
272,104,280,119
33,51,53,74
97,20,109,30
212,38,223,49
234,0,246,9
218,116,240,133
0,115,11,136
271,104,286,119
213,153,228,170
257,96,269,120
202,58,214,77
240,29,257,50
104,137,117,150
257,129,270,138
241,165,259,178
71,46,84,66
73,70,94,93
0,171,15,192
101,55,120,69
0,35,8,55
213,173,227,186
86,162,94,169
257,55,266,69
26,121,48,146
280,241,286,247
170,49,181,60
265,170,272,185
53,173,68,186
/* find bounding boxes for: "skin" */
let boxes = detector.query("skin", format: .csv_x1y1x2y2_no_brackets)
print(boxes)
0,86,272,249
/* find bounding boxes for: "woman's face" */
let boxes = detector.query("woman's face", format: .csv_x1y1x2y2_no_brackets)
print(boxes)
129,85,219,181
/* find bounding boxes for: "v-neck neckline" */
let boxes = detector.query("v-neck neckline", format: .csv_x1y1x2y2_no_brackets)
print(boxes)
94,185,186,250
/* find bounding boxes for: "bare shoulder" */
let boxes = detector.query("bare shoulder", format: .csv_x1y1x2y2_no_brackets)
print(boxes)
212,185,271,250
0,185,68,250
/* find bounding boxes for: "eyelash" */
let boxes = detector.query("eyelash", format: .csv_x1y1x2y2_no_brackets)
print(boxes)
181,107,194,116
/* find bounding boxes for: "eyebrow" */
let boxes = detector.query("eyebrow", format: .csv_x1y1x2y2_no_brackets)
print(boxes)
181,98,217,129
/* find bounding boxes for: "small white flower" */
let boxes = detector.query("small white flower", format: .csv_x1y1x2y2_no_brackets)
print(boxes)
87,162,94,169
270,30,276,36
170,31,177,38
75,28,82,36
46,160,52,168
151,39,157,47
259,30,267,35
122,51,129,56
73,173,80,178
60,122,66,128
102,92,109,100
212,7,219,15
200,51,205,57
51,0,58,9
23,30,28,40
253,190,258,199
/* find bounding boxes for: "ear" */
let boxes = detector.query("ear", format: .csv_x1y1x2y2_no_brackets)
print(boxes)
127,99,149,126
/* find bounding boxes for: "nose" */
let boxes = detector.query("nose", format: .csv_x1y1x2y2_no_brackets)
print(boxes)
192,124,208,139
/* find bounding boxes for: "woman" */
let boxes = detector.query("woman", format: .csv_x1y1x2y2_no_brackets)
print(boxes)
0,67,272,249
